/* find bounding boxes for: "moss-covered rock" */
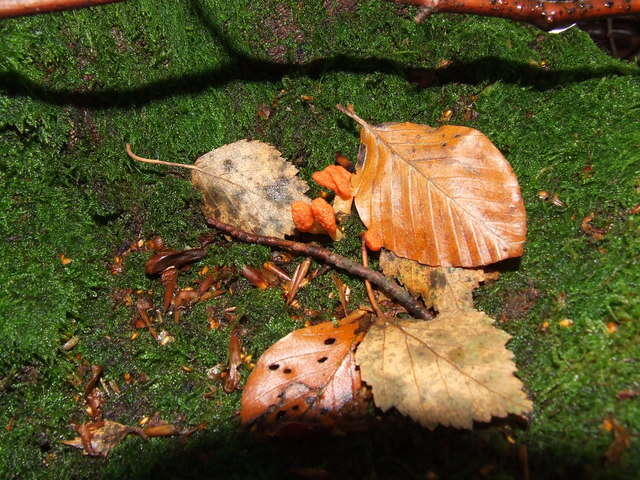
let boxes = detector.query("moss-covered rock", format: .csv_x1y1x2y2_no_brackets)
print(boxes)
0,1,638,478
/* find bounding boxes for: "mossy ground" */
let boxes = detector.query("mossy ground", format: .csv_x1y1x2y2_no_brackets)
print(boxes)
1,1,639,478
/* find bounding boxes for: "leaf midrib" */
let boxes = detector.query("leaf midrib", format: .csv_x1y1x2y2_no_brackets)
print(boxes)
364,125,512,247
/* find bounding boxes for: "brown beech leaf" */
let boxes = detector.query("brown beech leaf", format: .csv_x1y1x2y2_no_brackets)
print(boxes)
191,140,310,238
355,314,532,429
339,105,526,267
379,249,498,314
240,319,364,430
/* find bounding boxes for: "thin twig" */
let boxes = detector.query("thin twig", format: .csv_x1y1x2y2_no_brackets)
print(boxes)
361,236,384,319
391,0,640,30
0,0,125,19
206,218,432,320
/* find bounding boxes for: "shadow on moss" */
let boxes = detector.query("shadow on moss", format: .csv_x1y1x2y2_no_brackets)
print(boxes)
109,414,629,480
1,0,636,109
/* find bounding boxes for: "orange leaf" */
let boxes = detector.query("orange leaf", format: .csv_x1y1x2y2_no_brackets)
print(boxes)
240,320,363,429
339,105,526,267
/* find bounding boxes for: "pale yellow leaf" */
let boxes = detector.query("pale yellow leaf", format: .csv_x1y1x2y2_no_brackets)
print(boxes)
356,313,532,429
191,140,310,238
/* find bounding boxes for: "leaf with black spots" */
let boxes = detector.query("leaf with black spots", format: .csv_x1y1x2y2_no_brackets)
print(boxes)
241,319,365,433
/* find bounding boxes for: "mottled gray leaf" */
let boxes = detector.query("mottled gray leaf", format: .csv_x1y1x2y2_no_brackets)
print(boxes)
191,140,310,238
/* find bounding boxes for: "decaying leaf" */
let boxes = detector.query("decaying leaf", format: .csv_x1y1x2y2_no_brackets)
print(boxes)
223,329,243,393
379,249,498,314
604,416,632,464
62,418,200,457
356,314,532,429
240,319,365,430
191,140,310,238
62,420,143,457
339,105,526,267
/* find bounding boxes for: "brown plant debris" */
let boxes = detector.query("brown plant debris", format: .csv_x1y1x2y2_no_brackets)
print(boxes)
223,329,243,393
62,420,144,457
604,416,632,463
379,249,499,314
207,218,432,320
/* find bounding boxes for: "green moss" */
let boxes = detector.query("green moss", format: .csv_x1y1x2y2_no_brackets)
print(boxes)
1,0,639,478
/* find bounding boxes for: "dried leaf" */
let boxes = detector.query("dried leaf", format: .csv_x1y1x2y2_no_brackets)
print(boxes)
61,335,79,351
223,329,243,393
356,314,532,429
240,320,364,429
84,365,103,397
85,388,104,420
604,416,632,463
580,212,607,241
63,420,142,457
191,140,310,238
340,106,526,267
616,390,640,400
379,249,498,314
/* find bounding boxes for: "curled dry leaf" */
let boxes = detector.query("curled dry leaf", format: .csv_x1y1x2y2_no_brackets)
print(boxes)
379,249,499,314
223,329,243,393
63,419,201,457
580,212,607,241
191,140,310,238
338,105,526,267
604,416,632,464
356,314,532,430
62,420,143,457
145,248,206,276
240,319,364,431
616,390,640,400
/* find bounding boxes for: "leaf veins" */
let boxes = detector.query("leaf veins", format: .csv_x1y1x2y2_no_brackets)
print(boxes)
339,105,527,267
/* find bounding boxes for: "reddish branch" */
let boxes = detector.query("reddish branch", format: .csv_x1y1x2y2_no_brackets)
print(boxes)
206,218,432,321
0,0,125,19
395,0,640,30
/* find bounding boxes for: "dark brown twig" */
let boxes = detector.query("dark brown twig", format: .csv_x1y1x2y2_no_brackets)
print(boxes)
206,218,432,320
0,0,126,19
393,0,640,30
